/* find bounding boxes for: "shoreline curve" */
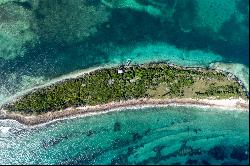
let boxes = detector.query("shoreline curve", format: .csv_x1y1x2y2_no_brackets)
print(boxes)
0,98,248,127
2,61,249,108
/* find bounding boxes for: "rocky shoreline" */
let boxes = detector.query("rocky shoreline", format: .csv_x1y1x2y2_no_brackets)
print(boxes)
2,61,248,106
1,62,248,126
0,98,248,126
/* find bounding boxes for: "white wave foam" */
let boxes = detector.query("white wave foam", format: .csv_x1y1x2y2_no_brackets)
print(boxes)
0,126,11,135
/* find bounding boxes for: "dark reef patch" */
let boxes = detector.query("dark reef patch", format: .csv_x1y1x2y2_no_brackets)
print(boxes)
0,0,248,99
12,1,33,10
114,121,121,132
132,132,143,142
58,148,104,165
208,145,226,160
230,145,249,161
111,138,130,150
185,158,198,165
111,154,129,165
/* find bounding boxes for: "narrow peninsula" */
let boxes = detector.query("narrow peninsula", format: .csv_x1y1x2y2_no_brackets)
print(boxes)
0,63,248,125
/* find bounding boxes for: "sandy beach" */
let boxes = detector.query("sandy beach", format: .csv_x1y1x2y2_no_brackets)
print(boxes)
0,98,248,126
0,62,248,127
1,64,114,106
3,61,249,106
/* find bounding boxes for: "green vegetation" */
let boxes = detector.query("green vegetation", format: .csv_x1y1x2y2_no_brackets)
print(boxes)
3,63,247,115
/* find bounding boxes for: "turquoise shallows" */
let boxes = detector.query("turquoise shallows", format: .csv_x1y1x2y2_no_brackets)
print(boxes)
0,0,249,104
0,106,248,165
0,0,249,165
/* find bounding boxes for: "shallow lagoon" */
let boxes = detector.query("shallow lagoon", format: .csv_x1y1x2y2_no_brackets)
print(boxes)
0,0,249,165
0,0,249,104
0,106,248,165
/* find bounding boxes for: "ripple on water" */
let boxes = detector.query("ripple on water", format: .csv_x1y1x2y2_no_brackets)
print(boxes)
0,106,248,165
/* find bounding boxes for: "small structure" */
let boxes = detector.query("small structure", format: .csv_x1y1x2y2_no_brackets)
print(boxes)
169,63,174,67
126,59,132,66
117,69,124,74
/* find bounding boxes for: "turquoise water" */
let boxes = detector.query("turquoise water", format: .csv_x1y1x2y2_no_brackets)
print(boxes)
0,0,249,103
0,106,249,165
0,1,249,165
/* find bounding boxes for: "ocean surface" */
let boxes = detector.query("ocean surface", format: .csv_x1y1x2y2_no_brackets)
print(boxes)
0,106,249,165
0,0,249,165
0,0,249,104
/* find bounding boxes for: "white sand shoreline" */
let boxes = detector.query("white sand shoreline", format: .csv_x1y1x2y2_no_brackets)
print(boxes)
32,101,249,129
0,62,248,127
2,61,248,107
1,64,115,106
1,98,248,127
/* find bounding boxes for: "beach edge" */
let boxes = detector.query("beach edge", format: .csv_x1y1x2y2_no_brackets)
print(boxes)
1,98,248,127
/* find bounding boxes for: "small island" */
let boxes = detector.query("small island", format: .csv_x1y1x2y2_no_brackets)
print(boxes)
0,62,249,125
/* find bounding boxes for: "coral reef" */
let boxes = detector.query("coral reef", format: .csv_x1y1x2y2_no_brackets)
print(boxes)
35,0,110,47
209,62,249,91
0,0,110,59
0,0,39,59
101,0,161,16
